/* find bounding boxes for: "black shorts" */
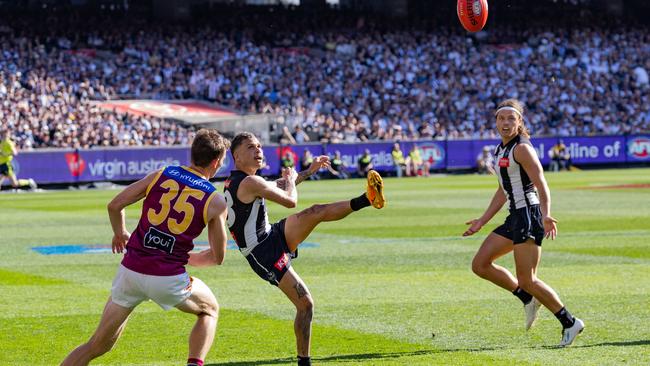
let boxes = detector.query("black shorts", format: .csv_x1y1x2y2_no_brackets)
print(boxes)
493,205,545,246
245,219,297,286
0,162,13,177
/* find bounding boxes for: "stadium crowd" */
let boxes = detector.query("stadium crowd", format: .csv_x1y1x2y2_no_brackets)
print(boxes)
1,4,649,149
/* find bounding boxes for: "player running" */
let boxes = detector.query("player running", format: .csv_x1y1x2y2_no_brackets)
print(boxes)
463,99,584,347
61,129,230,366
224,132,385,366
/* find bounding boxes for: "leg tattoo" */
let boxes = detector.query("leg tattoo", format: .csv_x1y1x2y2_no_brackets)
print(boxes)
294,282,308,299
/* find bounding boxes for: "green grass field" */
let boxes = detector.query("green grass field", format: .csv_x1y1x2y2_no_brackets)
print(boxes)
1,168,649,365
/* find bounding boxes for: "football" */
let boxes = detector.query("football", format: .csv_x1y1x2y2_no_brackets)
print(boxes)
457,0,489,33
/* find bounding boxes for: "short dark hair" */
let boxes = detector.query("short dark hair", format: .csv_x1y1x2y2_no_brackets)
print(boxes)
230,132,257,154
191,129,230,167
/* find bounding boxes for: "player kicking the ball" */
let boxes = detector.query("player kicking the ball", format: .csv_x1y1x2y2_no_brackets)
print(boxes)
61,129,230,366
224,132,385,366
463,99,584,347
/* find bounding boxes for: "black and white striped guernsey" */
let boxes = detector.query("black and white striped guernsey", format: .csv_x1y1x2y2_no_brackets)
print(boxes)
494,135,540,210
223,170,272,256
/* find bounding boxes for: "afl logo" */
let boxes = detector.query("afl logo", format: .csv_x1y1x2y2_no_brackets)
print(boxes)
628,137,650,160
419,143,445,168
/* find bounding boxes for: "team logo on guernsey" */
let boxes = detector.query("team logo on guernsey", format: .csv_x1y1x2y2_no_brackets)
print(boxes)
144,227,176,255
499,157,510,168
274,253,290,271
418,143,446,168
628,137,650,160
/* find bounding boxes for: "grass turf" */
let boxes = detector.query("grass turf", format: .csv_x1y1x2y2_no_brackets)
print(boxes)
0,168,649,365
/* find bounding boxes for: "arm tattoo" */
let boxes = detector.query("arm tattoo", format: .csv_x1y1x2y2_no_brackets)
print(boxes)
295,170,312,186
294,282,309,299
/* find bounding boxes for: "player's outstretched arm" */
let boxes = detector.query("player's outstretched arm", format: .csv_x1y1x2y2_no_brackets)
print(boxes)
295,155,330,185
189,194,228,267
107,171,159,253
463,186,507,237
240,171,298,208
514,144,558,240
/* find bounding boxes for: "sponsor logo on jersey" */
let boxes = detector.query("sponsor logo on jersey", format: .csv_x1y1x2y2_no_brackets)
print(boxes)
628,137,650,160
144,227,176,255
166,167,214,192
274,253,290,271
499,157,510,168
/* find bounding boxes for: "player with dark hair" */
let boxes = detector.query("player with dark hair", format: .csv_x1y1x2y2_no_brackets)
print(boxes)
463,99,584,347
224,132,385,366
61,129,231,366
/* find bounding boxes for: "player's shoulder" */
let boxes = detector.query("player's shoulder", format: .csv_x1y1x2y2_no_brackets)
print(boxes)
516,135,533,146
209,190,227,209
513,139,538,163
241,174,267,186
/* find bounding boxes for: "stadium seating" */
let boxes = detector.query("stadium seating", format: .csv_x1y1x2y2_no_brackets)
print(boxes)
1,4,648,149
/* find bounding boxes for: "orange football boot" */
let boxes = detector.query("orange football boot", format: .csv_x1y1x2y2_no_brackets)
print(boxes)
366,170,385,209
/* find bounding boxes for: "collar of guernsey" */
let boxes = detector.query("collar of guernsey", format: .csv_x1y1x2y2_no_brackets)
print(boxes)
163,166,216,194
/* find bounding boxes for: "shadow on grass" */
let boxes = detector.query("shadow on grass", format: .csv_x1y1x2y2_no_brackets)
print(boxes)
206,347,515,365
574,339,650,348
206,340,650,364
540,339,650,350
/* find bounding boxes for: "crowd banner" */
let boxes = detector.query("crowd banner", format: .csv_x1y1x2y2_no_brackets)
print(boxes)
12,135,648,184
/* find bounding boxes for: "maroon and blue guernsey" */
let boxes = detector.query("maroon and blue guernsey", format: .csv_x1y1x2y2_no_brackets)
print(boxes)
122,166,218,276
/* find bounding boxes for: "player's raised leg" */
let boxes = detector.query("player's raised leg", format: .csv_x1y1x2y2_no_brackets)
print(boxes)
60,298,133,366
284,170,385,251
175,277,219,365
278,267,314,366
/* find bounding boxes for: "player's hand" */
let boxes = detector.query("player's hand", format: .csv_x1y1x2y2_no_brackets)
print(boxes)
543,215,558,240
112,231,130,253
309,155,331,173
283,167,298,182
463,218,483,237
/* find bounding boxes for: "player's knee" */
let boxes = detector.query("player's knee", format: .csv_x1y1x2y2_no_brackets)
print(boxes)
471,256,489,278
88,336,117,357
199,298,219,318
296,296,314,315
517,275,536,292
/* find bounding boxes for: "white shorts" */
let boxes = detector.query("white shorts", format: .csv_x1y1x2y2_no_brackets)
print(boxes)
111,265,192,311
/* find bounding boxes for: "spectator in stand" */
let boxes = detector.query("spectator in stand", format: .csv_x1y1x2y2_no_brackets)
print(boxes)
281,151,295,170
407,145,430,177
300,149,319,180
549,140,572,172
477,146,496,175
391,143,407,178
357,149,373,178
328,150,349,179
